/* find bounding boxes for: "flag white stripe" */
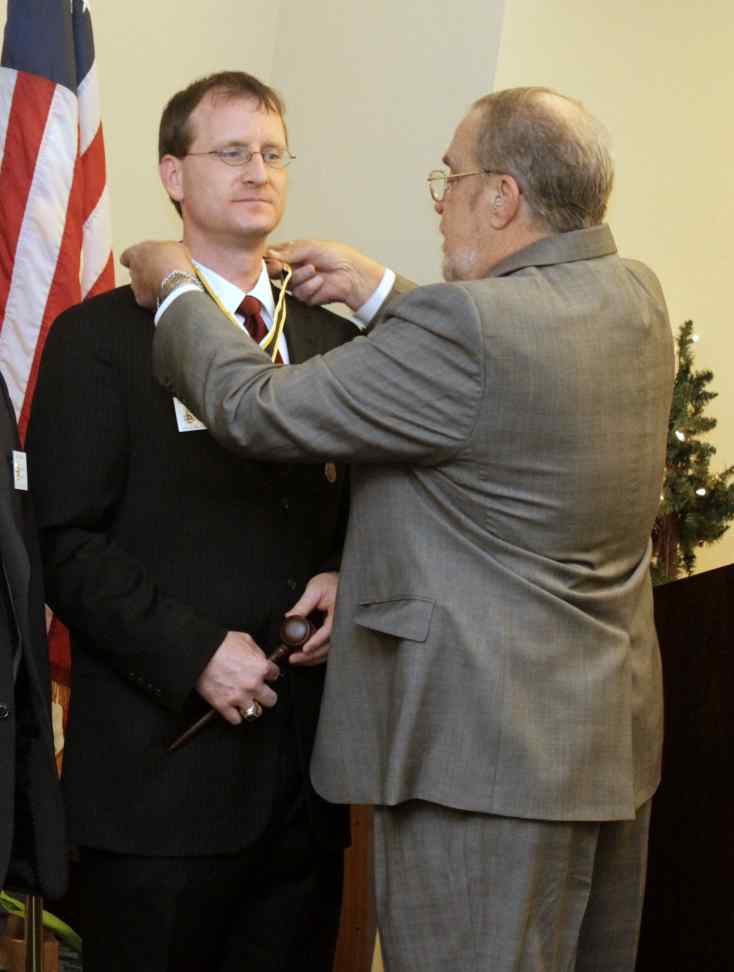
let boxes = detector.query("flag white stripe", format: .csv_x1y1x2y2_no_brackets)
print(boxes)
78,61,101,155
0,86,78,416
81,183,112,295
0,67,18,163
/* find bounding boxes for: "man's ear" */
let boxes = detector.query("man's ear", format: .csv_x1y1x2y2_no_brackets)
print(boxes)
487,174,522,229
159,155,184,206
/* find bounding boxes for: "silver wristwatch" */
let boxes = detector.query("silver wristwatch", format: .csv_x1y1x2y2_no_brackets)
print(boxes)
156,269,202,310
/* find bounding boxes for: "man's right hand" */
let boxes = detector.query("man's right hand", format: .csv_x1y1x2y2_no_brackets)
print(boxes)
120,240,194,309
196,631,280,725
267,240,385,311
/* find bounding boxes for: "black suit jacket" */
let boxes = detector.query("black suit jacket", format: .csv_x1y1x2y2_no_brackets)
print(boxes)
0,372,66,897
26,285,355,856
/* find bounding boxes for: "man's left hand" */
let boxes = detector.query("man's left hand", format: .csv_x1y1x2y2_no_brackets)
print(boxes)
287,571,339,666
120,241,194,308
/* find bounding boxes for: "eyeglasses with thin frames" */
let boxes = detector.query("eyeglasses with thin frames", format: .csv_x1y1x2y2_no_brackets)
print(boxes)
184,146,295,169
427,168,497,203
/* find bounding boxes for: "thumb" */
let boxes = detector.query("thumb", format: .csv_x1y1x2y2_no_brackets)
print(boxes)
286,586,320,619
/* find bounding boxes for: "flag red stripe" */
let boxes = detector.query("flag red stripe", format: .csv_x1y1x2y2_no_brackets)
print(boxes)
0,73,56,325
48,616,72,687
86,250,115,298
80,123,107,221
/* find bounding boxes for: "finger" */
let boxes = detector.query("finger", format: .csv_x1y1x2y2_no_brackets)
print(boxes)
264,662,281,682
290,276,326,304
265,254,285,277
288,264,318,287
300,620,331,654
219,703,244,726
254,683,279,708
289,644,328,666
287,586,321,619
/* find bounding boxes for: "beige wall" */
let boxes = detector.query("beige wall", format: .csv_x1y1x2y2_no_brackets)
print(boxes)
5,0,730,571
95,0,280,261
494,0,734,573
270,0,505,284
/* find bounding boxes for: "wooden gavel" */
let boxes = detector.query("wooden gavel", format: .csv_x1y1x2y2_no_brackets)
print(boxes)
168,615,314,752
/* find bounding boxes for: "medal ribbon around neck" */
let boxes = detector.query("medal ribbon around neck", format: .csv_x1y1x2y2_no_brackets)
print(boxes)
194,263,293,364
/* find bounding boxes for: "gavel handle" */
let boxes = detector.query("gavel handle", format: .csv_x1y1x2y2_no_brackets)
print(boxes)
167,616,313,752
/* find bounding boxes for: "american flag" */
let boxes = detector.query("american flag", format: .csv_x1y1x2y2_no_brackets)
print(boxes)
0,0,114,438
0,0,114,763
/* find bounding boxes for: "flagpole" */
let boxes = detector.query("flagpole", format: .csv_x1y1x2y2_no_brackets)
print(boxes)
24,894,44,972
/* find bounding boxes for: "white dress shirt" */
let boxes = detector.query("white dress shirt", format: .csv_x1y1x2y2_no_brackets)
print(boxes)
155,260,290,362
155,261,395,338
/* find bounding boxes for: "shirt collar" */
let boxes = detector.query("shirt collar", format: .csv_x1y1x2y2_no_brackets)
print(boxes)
193,259,275,324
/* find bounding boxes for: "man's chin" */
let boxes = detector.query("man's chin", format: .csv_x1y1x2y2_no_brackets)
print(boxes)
232,219,281,244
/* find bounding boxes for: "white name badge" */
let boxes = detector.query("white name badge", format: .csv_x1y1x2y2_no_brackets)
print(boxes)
12,450,28,491
173,397,206,432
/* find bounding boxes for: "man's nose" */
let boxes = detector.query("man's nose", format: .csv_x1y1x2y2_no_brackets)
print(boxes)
240,152,268,183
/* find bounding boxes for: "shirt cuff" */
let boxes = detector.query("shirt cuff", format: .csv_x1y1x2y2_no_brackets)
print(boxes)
154,283,204,325
353,268,396,327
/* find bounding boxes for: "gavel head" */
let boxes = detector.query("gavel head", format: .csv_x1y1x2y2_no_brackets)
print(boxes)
280,615,314,648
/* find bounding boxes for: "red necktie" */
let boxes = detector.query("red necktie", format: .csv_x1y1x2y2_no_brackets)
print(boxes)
239,295,267,343
238,295,282,364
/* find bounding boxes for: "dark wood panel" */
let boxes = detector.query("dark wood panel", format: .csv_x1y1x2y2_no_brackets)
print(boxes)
637,565,734,970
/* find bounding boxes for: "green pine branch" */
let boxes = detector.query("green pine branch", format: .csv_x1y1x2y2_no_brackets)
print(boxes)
652,321,734,584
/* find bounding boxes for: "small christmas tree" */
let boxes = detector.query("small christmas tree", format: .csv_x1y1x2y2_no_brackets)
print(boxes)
651,321,734,584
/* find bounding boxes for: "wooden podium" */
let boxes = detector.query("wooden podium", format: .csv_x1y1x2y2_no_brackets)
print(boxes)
333,806,376,972
637,564,734,970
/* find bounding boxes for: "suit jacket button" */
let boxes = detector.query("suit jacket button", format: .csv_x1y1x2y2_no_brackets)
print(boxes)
287,578,297,591
0,703,10,719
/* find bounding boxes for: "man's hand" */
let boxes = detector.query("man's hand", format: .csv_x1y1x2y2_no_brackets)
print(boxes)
120,241,194,309
286,571,339,666
267,240,385,311
196,631,280,725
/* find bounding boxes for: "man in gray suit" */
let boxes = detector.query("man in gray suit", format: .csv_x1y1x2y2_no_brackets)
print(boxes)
122,86,673,972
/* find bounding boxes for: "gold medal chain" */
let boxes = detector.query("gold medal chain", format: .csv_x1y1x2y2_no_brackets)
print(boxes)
193,263,293,364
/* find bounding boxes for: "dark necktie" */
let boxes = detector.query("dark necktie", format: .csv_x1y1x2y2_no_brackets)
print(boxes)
238,295,282,363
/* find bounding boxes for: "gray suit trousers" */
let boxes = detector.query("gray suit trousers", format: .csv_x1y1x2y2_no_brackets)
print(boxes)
373,800,652,972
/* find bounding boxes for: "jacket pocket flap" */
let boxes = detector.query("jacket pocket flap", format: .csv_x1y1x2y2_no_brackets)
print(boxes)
354,597,435,643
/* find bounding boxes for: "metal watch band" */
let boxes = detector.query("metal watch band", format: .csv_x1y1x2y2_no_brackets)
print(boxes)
156,269,202,309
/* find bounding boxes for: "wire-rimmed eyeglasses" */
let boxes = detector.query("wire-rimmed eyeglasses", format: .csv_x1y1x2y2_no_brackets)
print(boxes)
427,168,496,203
184,146,295,169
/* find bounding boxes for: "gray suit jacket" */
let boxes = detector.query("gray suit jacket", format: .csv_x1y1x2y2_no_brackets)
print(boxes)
154,225,673,822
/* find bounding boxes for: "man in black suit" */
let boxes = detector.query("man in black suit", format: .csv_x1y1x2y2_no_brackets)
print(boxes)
26,72,353,972
0,370,65,903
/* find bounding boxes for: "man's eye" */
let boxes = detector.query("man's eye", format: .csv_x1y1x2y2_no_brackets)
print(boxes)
218,147,248,162
262,149,284,164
